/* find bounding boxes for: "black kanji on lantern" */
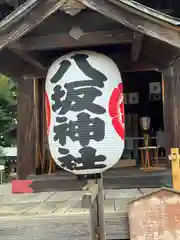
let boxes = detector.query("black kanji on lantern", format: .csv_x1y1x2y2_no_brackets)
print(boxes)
58,147,106,170
54,112,105,147
71,54,107,88
50,53,108,170
51,54,108,115
50,60,71,83
51,85,65,113
52,82,106,114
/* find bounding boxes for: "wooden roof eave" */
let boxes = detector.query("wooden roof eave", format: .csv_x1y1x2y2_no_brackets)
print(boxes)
0,0,180,74
0,0,67,76
78,0,180,49
1,0,180,50
141,39,180,71
0,0,67,51
0,0,39,32
108,0,180,27
0,48,46,78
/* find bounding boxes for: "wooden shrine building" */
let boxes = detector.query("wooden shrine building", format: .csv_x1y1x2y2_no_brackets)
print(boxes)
0,0,180,181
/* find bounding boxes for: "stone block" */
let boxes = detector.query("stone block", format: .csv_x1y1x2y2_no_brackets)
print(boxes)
114,198,134,212
67,200,86,213
24,201,69,215
0,203,34,216
105,189,142,199
139,188,160,195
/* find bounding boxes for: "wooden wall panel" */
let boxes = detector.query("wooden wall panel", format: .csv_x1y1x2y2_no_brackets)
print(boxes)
38,78,48,173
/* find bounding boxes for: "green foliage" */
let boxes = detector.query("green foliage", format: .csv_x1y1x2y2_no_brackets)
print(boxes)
0,147,5,165
0,74,17,147
0,146,4,156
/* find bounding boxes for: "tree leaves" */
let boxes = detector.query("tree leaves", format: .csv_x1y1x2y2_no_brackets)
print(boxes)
0,74,17,147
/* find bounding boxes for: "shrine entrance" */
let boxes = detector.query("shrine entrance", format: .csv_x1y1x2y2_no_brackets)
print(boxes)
0,0,179,190
43,68,167,176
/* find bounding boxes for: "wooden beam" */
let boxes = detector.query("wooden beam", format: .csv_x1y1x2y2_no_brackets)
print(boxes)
0,48,46,78
78,0,180,48
0,44,160,78
10,29,133,51
0,0,67,50
110,52,157,72
141,38,180,70
8,48,46,70
38,51,157,73
131,32,143,62
0,0,39,31
16,77,36,180
19,10,127,38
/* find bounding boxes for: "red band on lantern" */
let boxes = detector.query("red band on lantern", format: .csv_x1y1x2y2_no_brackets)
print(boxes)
109,83,124,140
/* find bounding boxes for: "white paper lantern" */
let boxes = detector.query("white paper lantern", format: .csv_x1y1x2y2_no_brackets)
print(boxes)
45,50,125,175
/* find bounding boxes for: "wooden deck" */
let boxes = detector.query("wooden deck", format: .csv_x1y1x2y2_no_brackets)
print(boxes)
28,167,172,192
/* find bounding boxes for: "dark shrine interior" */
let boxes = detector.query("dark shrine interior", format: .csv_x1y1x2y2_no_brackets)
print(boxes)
123,71,163,134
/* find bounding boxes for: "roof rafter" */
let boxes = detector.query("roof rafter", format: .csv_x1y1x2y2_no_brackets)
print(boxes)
131,32,144,62
9,29,133,51
9,48,46,70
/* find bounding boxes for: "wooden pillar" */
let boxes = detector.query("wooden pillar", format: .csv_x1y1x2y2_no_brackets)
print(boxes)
163,63,180,166
163,66,180,150
163,62,180,190
17,78,36,179
38,78,46,174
